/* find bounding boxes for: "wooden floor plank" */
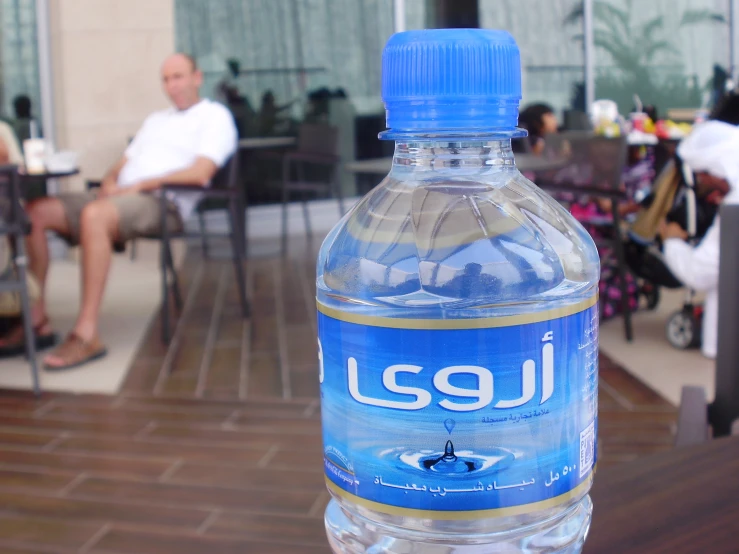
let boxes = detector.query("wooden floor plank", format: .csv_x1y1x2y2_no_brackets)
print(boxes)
0,514,103,550
69,476,322,514
0,449,174,480
165,461,326,491
0,491,208,529
89,527,330,554
52,436,268,465
204,511,328,545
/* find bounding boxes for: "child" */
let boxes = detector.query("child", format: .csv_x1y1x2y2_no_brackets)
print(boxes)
518,103,558,155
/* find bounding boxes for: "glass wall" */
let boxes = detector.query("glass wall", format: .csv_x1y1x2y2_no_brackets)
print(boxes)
0,0,42,140
175,0,394,204
479,0,585,123
586,0,731,115
406,1,585,127
174,0,737,204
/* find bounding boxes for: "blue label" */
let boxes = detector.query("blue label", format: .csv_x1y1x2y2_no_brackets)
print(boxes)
318,299,598,518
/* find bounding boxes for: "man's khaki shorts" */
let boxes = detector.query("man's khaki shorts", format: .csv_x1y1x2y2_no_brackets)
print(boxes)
57,191,183,245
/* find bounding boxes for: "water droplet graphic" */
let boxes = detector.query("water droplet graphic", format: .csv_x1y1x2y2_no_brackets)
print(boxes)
378,440,517,477
421,440,476,472
443,418,456,434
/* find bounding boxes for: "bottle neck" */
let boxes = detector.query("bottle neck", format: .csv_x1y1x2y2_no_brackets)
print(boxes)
391,139,514,173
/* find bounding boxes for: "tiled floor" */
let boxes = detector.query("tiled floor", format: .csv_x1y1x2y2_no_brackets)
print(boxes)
0,237,676,553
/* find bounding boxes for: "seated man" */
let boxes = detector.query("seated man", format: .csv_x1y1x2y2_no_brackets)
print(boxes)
0,53,237,369
659,120,739,359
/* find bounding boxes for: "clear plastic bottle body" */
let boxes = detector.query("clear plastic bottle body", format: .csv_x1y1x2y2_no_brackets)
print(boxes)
317,138,600,553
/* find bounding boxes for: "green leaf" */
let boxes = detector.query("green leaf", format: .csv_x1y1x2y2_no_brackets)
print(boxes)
680,9,727,26
594,35,640,70
639,16,665,39
592,2,631,37
563,4,584,26
643,39,677,60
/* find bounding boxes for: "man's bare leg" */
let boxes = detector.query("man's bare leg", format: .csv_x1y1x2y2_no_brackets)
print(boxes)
27,198,70,319
0,197,69,346
44,199,118,366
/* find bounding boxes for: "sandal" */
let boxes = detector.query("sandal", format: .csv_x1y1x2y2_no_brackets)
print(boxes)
43,333,107,371
0,317,57,358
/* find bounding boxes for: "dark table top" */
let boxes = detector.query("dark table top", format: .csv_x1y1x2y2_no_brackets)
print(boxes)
19,168,80,179
585,435,739,553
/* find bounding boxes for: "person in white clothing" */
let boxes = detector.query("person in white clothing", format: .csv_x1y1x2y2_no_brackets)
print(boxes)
659,120,739,359
0,53,237,369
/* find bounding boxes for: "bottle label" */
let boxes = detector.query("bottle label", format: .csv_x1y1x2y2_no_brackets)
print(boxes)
318,297,598,519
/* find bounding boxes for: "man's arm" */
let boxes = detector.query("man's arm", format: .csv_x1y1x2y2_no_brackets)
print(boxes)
0,138,10,164
663,222,720,292
134,156,218,192
100,156,128,192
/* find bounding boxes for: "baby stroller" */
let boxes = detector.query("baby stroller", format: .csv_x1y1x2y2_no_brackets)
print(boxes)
624,157,717,349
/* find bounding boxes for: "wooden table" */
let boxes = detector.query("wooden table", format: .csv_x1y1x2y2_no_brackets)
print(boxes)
344,155,567,176
585,435,739,553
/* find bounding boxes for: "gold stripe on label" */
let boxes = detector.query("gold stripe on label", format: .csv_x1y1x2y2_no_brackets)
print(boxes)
316,295,597,330
325,470,594,520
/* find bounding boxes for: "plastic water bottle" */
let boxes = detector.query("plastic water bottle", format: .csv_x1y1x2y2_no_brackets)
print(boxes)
317,29,600,553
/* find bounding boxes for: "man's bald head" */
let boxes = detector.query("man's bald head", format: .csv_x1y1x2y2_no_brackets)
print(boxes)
161,53,202,110
162,53,197,73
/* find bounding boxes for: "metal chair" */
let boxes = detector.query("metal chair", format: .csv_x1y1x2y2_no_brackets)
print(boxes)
280,123,345,253
676,205,739,445
0,165,41,394
537,131,633,341
89,154,249,343
158,153,249,343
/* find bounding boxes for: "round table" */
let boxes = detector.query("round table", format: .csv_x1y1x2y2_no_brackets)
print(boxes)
19,168,80,179
584,435,739,553
18,168,80,197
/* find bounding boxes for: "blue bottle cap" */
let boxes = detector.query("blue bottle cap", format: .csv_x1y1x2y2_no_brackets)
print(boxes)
382,29,522,133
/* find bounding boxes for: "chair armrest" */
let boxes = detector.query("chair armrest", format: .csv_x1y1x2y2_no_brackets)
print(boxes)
536,181,628,200
160,183,208,193
160,184,236,199
675,385,709,447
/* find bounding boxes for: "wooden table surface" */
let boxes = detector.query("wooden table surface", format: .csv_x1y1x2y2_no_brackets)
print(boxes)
585,435,739,553
0,238,681,553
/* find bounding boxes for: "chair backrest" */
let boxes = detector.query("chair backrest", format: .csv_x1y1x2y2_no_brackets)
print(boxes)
296,123,339,157
0,165,23,231
211,152,240,191
563,110,592,131
544,131,627,193
512,136,532,154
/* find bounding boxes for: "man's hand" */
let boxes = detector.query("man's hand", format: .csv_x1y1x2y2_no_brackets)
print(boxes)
99,179,160,198
659,220,688,241
97,176,119,198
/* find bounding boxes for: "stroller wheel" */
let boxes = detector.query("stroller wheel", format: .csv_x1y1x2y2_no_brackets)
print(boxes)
666,309,701,349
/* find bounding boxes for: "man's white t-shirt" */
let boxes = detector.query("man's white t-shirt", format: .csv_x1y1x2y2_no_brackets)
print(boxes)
119,99,237,219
